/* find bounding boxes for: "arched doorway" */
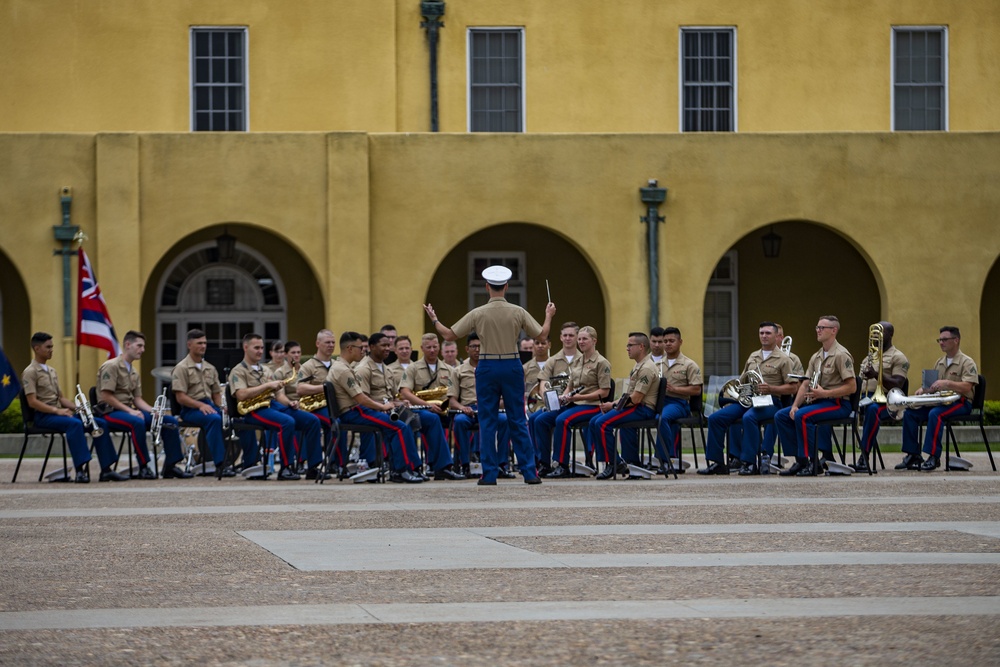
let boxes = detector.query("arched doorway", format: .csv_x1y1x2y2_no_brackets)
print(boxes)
425,223,607,348
0,248,31,370
980,255,1000,400
703,221,880,379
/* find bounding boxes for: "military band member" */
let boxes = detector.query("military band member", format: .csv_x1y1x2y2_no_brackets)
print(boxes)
327,331,423,483
698,322,796,476
775,316,856,476
263,340,285,375
399,333,452,415
898,326,977,472
99,330,191,479
292,330,343,472
519,337,535,354
851,322,908,472
387,335,413,388
776,324,804,375
654,327,703,468
427,266,556,486
441,340,460,370
171,329,235,477
649,326,667,372
445,333,510,478
229,333,326,481
22,332,124,483
538,322,579,395
523,336,551,415
590,332,659,479
538,326,612,478
379,324,398,365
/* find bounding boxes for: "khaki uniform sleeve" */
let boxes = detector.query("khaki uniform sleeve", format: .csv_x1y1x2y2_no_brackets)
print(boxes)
21,366,36,396
171,364,190,394
98,362,117,394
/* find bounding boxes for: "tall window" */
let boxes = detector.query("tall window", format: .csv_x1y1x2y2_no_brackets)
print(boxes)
681,28,736,132
468,252,526,308
893,27,947,131
191,28,248,132
469,28,524,132
703,251,738,377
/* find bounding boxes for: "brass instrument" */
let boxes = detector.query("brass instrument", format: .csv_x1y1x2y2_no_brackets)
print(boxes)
150,388,169,446
885,387,961,419
858,323,887,408
721,369,765,408
804,367,822,404
219,383,239,441
414,385,448,406
74,384,104,437
236,374,295,415
298,391,327,412
780,336,793,355
546,373,570,394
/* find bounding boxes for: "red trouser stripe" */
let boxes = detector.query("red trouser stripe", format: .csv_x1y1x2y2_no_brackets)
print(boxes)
558,407,601,461
248,413,289,465
799,401,841,458
357,410,411,468
599,406,638,461
864,405,887,453
105,415,147,465
929,398,968,457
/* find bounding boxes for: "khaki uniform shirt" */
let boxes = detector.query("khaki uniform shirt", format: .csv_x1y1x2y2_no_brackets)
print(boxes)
98,355,141,407
450,297,543,356
539,349,578,389
523,358,546,393
788,352,804,376
662,353,703,400
447,359,478,405
401,358,452,393
22,360,62,409
860,346,909,394
171,355,221,402
745,349,795,388
228,362,270,396
567,352,612,406
933,351,978,400
326,358,364,413
356,356,397,403
271,361,299,398
386,361,409,389
621,357,660,411
295,357,333,400
805,342,855,392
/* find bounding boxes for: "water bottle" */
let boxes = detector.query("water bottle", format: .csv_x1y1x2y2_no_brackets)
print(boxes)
357,458,369,473
267,449,276,473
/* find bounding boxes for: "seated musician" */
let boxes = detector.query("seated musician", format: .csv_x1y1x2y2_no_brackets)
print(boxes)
293,330,349,476
99,330,191,479
775,316,856,477
22,331,124,483
263,340,285,375
447,333,511,479
171,329,237,478
654,327,702,471
850,322,908,472
698,321,796,476
327,331,424,483
529,323,578,465
589,332,659,480
522,336,551,470
399,333,464,480
898,326,977,472
229,333,326,481
441,340,460,370
536,326,612,478
387,335,413,388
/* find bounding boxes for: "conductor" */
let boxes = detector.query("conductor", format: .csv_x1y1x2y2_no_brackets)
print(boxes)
425,266,556,485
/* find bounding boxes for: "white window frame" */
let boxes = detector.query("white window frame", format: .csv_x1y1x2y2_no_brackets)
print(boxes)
468,251,526,310
467,27,526,132
678,26,738,133
703,250,739,377
190,26,250,132
891,26,948,131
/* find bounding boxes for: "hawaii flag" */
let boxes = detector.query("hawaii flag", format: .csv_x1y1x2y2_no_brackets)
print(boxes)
77,248,120,359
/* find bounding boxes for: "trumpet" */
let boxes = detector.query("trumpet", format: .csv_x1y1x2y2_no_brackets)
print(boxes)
150,389,169,446
237,375,295,415
74,384,103,437
804,367,822,404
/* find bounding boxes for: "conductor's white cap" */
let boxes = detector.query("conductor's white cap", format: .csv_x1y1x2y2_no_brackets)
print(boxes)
482,265,512,286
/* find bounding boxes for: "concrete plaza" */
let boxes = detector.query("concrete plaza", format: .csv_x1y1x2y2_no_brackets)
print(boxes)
1,454,998,665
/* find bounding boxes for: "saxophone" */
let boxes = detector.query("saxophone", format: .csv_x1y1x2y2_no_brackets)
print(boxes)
298,391,327,412
237,375,295,415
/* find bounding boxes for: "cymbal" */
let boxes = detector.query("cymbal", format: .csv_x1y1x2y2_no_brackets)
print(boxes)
151,366,174,383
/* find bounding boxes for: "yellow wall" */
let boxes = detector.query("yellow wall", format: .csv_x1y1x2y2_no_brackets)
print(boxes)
2,1,998,133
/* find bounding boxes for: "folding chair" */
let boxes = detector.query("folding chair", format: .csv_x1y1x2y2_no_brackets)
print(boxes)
824,376,863,475
942,374,995,472
90,386,149,476
675,393,706,470
168,390,214,476
325,382,386,483
607,378,673,479
565,378,615,477
11,390,70,483
225,385,279,480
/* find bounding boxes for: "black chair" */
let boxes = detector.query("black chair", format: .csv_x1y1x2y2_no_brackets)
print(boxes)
167,390,214,476
225,385,279,480
565,378,615,476
12,390,70,483
824,376,863,474
862,378,909,473
942,374,995,472
324,382,386,482
607,377,672,479
90,386,150,476
675,393,706,470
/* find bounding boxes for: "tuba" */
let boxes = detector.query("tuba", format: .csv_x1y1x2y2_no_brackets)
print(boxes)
721,369,765,408
74,384,104,437
885,387,961,419
237,375,295,415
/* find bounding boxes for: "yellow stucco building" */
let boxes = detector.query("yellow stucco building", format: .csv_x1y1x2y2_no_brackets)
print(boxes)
1,0,998,399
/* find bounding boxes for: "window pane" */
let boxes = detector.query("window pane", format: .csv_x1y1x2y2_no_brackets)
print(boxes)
682,30,734,132
211,32,225,55
195,31,210,54
470,30,522,133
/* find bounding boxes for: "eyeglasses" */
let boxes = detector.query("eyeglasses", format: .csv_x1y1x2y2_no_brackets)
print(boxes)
625,343,641,348
936,337,957,343
345,344,364,351
815,326,835,331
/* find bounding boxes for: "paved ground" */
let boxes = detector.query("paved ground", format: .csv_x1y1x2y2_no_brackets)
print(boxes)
1,454,998,666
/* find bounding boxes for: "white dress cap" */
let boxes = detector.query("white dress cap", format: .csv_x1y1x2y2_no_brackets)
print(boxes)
482,265,513,286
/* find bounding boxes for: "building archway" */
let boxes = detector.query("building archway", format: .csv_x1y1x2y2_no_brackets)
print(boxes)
0,248,31,370
141,224,325,395
425,223,607,350
980,255,1000,400
703,220,880,379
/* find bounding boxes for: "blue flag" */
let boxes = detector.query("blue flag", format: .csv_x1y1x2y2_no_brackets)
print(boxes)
0,346,21,413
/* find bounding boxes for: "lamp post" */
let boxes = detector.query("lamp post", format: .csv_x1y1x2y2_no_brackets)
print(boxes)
421,1,446,132
52,187,83,339
639,180,667,330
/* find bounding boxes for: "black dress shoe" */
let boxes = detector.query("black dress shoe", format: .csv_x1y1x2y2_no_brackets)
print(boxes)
277,466,301,481
162,466,194,479
737,462,759,476
498,467,517,479
795,460,818,476
545,465,571,479
136,467,157,480
433,466,466,480
596,461,629,480
537,465,554,478
895,454,923,470
696,461,729,476
727,458,743,470
399,470,424,483
524,476,542,485
849,456,871,473
75,465,90,484
476,478,497,486
920,456,940,471
779,459,808,476
305,466,332,480
99,469,129,482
